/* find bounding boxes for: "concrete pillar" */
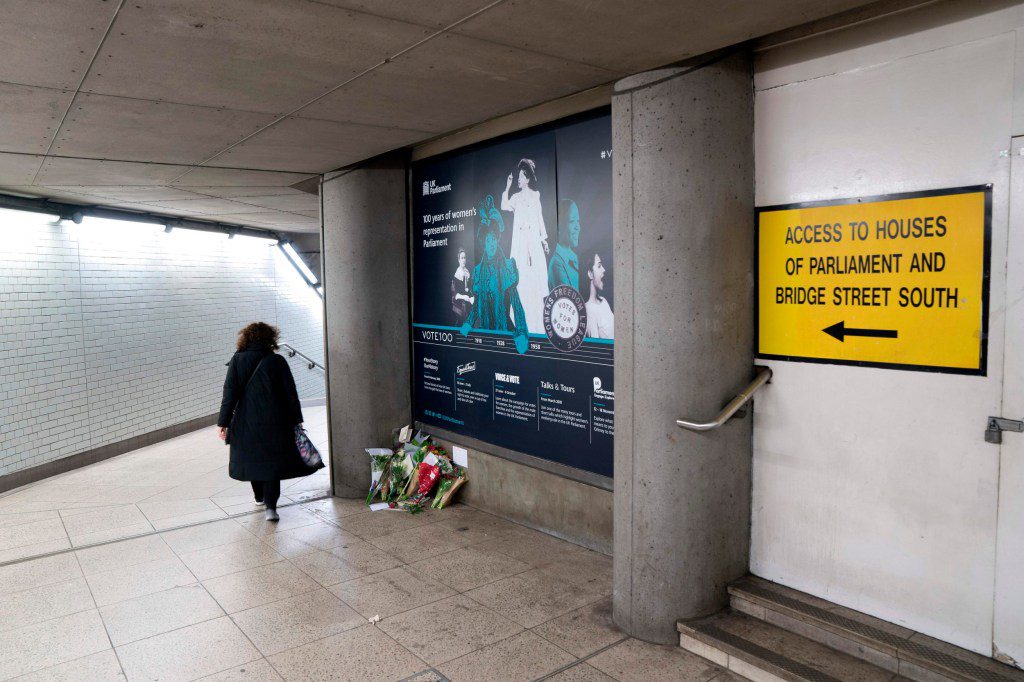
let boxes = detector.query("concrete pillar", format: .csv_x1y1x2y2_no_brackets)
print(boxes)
612,52,754,644
321,153,411,497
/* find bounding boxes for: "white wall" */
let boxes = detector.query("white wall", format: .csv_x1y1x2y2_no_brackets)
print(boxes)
752,0,1023,655
0,210,324,479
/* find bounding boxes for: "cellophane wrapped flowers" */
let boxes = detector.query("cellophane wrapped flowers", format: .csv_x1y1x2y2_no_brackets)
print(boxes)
365,431,467,513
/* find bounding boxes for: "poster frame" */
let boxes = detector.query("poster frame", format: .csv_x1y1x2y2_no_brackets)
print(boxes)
406,106,614,489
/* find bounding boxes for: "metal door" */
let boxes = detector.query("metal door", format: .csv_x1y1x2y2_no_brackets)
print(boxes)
994,135,1024,668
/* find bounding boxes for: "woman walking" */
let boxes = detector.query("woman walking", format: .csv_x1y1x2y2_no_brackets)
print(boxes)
217,322,321,521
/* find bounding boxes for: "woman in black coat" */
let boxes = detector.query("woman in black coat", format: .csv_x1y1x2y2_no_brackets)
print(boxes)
217,322,321,521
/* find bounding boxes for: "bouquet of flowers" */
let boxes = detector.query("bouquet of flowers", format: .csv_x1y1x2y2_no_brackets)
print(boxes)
431,455,467,510
366,431,467,512
365,448,414,505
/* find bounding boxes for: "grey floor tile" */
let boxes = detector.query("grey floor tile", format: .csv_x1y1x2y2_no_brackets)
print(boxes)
150,508,230,531
178,537,286,580
329,566,458,619
162,519,257,554
432,507,524,543
234,508,321,536
0,510,60,528
301,497,371,522
138,497,225,522
116,615,261,682
474,527,588,568
0,411,331,554
407,545,532,593
59,503,124,519
0,576,95,633
335,508,438,540
0,609,111,679
230,588,364,656
466,568,605,628
99,583,225,646
167,486,241,505
545,662,617,681
69,522,157,547
202,560,320,613
197,658,283,680
0,552,81,593
290,542,403,587
75,534,176,576
367,524,479,564
0,517,68,552
276,520,357,550
62,504,152,540
588,638,725,682
219,500,270,516
438,630,575,682
539,548,613,593
379,594,523,667
13,649,125,681
0,536,71,563
257,530,325,559
532,598,623,657
85,556,197,607
267,624,425,681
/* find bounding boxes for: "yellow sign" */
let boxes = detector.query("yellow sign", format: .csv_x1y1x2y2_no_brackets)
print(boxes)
757,186,991,374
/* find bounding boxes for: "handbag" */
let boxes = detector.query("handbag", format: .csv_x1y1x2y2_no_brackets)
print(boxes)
294,425,324,469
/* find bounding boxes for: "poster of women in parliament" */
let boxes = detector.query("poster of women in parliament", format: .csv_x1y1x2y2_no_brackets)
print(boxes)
411,109,614,478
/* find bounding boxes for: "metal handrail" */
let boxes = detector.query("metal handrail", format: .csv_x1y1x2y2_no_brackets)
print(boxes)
676,366,772,432
281,343,325,373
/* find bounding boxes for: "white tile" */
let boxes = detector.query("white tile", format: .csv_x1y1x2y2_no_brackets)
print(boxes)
0,577,95,632
0,610,111,679
85,556,197,606
0,552,82,593
14,649,124,681
178,538,285,580
99,583,225,646
116,616,261,682
76,534,176,575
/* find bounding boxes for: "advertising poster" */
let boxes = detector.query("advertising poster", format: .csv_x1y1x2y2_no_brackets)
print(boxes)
411,109,614,478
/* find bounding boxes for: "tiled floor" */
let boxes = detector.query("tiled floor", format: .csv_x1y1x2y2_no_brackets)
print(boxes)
0,407,332,562
0,496,741,681
0,411,742,681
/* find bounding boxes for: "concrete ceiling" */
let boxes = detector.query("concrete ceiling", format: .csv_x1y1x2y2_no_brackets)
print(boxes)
0,0,882,235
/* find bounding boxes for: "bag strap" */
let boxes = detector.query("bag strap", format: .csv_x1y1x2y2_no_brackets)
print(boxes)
240,354,271,397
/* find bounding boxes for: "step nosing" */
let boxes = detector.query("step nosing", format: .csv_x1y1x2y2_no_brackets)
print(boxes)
733,582,1024,682
736,583,907,649
688,621,846,682
900,640,1023,682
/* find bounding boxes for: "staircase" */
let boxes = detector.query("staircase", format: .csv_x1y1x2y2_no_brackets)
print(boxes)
678,576,1024,682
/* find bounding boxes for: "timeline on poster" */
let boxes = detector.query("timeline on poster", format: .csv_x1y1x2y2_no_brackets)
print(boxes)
410,109,615,478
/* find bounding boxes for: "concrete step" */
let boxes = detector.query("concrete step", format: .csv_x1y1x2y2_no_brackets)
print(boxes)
728,575,1024,682
678,609,899,682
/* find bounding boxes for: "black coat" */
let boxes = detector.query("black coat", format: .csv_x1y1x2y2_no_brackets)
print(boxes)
217,345,320,482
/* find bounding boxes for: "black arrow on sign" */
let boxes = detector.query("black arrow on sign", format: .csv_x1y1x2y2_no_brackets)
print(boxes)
823,321,898,342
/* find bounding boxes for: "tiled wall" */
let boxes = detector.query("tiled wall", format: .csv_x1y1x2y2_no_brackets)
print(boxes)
0,210,325,478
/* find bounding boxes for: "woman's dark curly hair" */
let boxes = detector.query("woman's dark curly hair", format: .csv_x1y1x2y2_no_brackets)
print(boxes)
236,322,280,352
516,158,538,190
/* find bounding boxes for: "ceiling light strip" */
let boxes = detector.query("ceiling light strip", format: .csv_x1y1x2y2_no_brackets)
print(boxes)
0,191,282,242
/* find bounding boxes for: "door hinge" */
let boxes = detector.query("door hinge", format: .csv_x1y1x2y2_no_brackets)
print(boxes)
985,416,1024,444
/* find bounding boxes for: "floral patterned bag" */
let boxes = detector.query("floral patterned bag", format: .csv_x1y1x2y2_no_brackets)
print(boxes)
294,426,324,469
